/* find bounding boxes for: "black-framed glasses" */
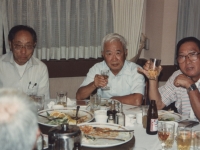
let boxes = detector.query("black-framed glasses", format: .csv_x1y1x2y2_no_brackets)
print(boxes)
13,44,35,50
176,52,200,64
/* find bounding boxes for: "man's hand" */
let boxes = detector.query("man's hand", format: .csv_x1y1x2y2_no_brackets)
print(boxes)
94,74,108,88
174,74,194,88
137,60,162,80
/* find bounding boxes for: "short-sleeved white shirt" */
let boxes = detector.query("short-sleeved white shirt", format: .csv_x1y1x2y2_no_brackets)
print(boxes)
80,60,145,98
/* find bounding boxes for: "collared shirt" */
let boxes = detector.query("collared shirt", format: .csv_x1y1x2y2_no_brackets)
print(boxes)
80,60,145,98
0,51,50,99
159,69,200,119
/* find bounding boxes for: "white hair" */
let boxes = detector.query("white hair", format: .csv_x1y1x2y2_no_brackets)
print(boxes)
101,33,127,51
0,88,38,150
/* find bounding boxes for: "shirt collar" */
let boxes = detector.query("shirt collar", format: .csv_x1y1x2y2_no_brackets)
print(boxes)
2,51,38,66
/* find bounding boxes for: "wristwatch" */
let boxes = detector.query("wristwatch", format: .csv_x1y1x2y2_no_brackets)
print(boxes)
187,83,197,92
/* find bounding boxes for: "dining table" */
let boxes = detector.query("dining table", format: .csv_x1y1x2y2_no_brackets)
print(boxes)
39,99,200,150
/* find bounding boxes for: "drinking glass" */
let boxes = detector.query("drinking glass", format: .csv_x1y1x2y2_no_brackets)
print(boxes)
56,91,67,107
148,58,161,80
176,127,192,150
194,130,200,150
90,94,101,112
101,70,110,90
142,105,149,128
158,122,174,150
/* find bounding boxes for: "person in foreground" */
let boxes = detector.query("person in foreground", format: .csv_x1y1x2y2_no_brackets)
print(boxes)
76,33,145,105
138,37,200,121
0,25,50,98
0,88,40,150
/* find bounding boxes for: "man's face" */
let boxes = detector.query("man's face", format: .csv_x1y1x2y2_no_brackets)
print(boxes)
178,41,200,81
102,40,127,75
9,30,35,65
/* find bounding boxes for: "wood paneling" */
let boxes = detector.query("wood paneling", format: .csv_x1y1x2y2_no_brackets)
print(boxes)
42,58,178,81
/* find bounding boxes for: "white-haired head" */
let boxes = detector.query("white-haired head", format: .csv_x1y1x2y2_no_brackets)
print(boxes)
101,33,127,51
0,88,38,150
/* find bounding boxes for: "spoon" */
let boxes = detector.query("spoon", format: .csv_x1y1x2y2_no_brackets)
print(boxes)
75,106,80,124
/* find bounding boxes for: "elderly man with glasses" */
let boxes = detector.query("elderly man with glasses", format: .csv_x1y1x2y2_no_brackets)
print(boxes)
138,37,200,121
0,25,50,99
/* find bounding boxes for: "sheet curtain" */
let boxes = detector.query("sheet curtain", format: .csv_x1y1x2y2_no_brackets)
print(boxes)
1,0,113,60
112,0,145,60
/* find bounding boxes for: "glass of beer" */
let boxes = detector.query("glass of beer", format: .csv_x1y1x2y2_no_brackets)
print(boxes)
148,58,161,80
158,122,174,150
101,70,110,90
177,127,192,150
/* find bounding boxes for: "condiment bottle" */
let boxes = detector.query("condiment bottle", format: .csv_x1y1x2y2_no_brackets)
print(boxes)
115,103,125,126
146,100,158,135
107,114,115,124
73,142,81,150
107,100,117,121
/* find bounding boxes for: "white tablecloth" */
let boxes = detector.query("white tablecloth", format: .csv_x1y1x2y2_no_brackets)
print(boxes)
123,104,200,150
44,99,200,150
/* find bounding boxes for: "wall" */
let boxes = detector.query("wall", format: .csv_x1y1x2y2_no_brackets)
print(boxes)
141,0,179,65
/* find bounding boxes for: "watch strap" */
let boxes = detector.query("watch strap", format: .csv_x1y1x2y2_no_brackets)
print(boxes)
187,83,197,92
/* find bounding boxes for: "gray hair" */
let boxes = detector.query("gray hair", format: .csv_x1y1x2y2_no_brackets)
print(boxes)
101,33,127,51
0,88,38,150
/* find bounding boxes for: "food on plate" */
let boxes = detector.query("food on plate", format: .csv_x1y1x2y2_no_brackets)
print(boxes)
45,111,88,125
80,125,118,138
158,116,175,121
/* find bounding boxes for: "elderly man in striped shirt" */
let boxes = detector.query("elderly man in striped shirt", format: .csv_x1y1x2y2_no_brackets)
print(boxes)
139,37,200,121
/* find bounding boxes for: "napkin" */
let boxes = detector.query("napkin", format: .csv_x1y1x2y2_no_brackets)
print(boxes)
47,101,55,109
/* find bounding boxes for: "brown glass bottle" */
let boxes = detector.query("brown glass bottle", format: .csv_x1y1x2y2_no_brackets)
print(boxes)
107,100,117,121
146,100,158,135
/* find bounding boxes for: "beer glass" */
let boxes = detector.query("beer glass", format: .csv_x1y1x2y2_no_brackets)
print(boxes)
176,127,192,150
157,122,174,150
148,58,161,80
101,70,110,90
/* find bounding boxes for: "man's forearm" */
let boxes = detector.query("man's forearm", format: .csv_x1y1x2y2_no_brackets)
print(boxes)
76,82,96,100
148,80,165,109
111,93,143,106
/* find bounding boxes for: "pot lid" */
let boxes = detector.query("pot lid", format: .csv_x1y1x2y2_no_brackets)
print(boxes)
49,124,80,136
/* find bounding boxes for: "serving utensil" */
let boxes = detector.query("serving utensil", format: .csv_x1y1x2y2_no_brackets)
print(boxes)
93,127,134,132
84,134,125,141
38,114,61,121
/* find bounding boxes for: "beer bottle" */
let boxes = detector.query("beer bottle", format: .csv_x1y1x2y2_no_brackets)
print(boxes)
146,100,158,135
107,100,117,121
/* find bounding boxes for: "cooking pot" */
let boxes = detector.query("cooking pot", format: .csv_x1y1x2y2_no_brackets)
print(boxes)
48,123,81,150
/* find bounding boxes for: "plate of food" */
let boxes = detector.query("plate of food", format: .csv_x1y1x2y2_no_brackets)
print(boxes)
158,110,182,122
38,108,94,127
78,122,134,148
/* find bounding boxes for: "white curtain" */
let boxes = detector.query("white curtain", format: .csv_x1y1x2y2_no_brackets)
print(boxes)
175,0,200,64
1,0,113,60
112,0,145,60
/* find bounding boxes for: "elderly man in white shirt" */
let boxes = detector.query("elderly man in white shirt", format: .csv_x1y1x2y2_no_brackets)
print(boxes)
76,33,145,106
0,25,49,99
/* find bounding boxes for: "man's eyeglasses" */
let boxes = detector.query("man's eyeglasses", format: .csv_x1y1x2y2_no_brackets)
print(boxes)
177,52,200,63
13,44,35,50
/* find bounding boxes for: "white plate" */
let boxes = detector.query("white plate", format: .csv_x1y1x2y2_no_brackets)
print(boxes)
78,122,134,148
158,110,182,122
38,108,94,127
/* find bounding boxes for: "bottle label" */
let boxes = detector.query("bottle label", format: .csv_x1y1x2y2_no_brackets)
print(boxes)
150,119,158,131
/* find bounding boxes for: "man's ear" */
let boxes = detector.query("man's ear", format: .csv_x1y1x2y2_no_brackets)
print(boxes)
125,49,128,57
9,41,12,51
101,51,104,58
